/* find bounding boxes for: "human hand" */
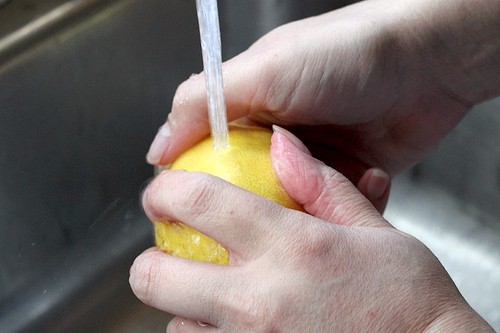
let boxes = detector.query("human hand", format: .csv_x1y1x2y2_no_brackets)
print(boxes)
132,128,492,332
147,0,500,182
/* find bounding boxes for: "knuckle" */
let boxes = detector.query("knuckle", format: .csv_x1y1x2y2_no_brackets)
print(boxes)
299,227,336,260
174,172,219,220
301,234,330,260
229,301,274,332
218,277,282,332
243,303,279,332
322,168,353,193
142,171,173,219
317,168,373,224
146,171,220,221
279,219,337,268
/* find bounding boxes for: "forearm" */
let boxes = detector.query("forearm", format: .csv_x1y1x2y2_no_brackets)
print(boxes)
391,0,500,105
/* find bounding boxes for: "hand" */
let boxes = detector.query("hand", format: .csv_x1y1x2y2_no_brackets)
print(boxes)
145,0,500,180
131,128,492,332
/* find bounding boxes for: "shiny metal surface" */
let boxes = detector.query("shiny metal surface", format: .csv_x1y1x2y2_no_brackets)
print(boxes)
0,0,199,331
0,0,498,332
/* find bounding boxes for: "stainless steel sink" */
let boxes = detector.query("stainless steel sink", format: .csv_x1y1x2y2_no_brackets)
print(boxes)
386,98,500,330
0,0,498,332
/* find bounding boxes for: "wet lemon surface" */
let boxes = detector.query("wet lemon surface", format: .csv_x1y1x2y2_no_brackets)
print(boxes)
155,125,301,264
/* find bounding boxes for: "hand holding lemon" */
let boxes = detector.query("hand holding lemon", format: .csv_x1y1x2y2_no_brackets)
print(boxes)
134,126,484,332
154,124,302,264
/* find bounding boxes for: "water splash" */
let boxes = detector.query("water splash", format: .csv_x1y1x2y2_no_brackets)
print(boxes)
196,0,229,150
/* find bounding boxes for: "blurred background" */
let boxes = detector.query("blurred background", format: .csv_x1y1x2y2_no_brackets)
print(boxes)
0,0,498,331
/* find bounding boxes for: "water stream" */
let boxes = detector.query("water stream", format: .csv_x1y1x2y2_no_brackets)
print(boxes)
196,0,229,150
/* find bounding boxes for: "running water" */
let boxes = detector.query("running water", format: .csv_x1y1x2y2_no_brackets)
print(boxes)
196,0,229,150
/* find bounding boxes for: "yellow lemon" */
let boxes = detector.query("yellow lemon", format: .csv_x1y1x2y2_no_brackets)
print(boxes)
154,124,301,264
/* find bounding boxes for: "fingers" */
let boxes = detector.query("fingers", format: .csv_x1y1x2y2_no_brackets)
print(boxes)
357,167,391,214
270,125,391,212
142,169,291,259
129,249,230,325
146,21,325,167
146,53,271,166
271,126,391,228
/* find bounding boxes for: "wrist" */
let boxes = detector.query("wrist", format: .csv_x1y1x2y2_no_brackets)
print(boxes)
389,0,500,105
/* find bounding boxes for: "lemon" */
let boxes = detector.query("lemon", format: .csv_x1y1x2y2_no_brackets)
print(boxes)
155,124,301,264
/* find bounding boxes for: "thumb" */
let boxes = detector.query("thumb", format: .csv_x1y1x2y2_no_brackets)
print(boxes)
271,126,390,228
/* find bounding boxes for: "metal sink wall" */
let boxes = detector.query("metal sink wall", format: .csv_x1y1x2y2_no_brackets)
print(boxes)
0,0,498,332
0,0,201,331
386,98,500,330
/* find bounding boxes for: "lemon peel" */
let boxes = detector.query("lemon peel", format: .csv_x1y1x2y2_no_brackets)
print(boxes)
155,125,301,264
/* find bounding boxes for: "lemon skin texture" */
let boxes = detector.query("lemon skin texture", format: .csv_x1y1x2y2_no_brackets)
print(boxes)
155,125,302,265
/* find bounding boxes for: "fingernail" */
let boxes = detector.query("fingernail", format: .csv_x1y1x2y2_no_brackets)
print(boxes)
272,125,311,155
366,169,390,200
147,123,171,165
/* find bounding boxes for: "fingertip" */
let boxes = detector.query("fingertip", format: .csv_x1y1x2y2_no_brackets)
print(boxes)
129,249,164,298
272,125,312,155
155,74,211,166
140,180,154,220
270,126,299,178
369,169,390,197
141,171,168,221
271,127,321,206
357,168,391,213
271,129,389,226
146,123,171,165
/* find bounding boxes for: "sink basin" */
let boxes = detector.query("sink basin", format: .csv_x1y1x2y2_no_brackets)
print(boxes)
0,0,498,331
0,0,198,331
386,99,500,330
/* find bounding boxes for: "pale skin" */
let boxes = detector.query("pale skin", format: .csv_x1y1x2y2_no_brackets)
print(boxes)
131,0,500,331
